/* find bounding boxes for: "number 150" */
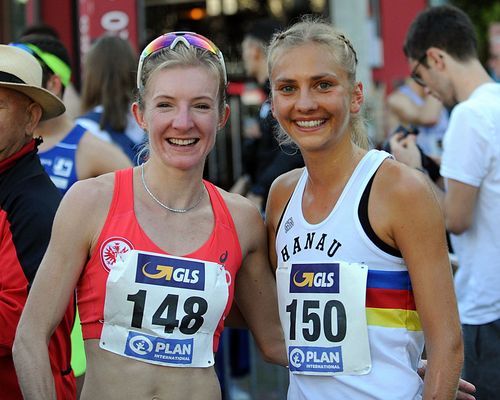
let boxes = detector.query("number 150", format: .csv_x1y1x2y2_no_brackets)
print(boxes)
286,299,347,342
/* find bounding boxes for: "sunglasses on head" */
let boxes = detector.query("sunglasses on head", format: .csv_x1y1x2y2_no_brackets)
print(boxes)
136,31,227,89
9,42,71,87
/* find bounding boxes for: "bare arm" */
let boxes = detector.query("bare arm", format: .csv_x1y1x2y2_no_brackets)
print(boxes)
13,177,112,399
77,132,133,179
227,194,287,366
373,161,463,400
387,90,443,128
443,179,478,234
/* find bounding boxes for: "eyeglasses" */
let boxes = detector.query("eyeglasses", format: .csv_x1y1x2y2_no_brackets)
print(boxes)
136,31,227,89
9,42,71,87
410,53,427,87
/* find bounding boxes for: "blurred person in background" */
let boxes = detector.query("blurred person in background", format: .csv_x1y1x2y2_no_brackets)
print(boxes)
392,6,500,398
77,35,146,165
487,22,500,82
488,51,500,81
19,23,81,119
225,19,303,398
386,76,448,160
231,18,303,213
13,35,132,194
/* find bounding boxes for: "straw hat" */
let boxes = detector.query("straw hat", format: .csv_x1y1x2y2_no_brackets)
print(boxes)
0,44,65,120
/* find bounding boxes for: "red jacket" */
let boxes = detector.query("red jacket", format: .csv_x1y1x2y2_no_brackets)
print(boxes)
0,140,76,399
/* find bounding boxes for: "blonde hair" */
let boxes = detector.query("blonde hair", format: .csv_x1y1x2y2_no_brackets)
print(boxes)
267,16,368,149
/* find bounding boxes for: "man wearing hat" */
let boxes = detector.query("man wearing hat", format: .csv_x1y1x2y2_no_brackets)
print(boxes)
10,34,131,396
0,44,76,399
11,34,131,196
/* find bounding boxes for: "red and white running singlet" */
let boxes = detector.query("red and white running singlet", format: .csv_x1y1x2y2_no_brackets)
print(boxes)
76,168,242,353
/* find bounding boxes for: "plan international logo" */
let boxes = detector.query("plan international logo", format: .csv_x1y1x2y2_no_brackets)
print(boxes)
135,253,205,290
289,345,344,373
290,263,340,294
125,331,193,365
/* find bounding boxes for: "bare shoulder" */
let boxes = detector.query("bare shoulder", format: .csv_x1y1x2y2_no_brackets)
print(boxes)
386,89,400,105
62,172,116,219
79,130,133,175
266,168,303,228
373,158,436,217
387,90,413,109
67,170,115,196
52,172,117,252
270,168,303,193
365,158,442,250
80,130,114,152
214,168,303,229
215,186,266,255
216,186,263,228
378,158,430,196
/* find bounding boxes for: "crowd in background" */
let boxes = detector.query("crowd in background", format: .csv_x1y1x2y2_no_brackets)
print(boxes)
1,4,499,400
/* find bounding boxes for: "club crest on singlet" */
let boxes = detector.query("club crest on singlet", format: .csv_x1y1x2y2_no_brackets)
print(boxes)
100,237,134,272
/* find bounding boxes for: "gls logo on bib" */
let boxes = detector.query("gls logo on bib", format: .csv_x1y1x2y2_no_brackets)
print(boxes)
135,253,205,290
290,263,340,293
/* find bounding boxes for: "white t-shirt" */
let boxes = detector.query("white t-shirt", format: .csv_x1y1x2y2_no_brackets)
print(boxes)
440,82,500,325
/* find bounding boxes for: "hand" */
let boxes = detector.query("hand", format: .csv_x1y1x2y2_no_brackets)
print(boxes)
455,379,477,400
417,360,476,400
389,133,422,169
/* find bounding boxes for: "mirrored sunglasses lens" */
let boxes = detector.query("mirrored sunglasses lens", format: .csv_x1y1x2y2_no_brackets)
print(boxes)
137,32,226,88
142,35,175,59
142,33,218,59
186,34,217,54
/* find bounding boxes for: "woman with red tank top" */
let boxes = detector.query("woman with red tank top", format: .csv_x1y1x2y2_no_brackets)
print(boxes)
13,32,287,400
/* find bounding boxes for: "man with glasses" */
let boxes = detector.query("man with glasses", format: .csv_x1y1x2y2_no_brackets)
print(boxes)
385,74,449,160
391,6,500,399
409,53,428,87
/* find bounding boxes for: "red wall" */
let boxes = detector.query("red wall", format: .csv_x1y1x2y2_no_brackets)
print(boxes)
29,0,140,89
372,0,427,94
39,0,75,64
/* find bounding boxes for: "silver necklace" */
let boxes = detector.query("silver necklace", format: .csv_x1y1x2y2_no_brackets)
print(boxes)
140,163,204,214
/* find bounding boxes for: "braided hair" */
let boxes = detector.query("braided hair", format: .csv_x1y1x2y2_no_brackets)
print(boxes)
268,16,367,149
